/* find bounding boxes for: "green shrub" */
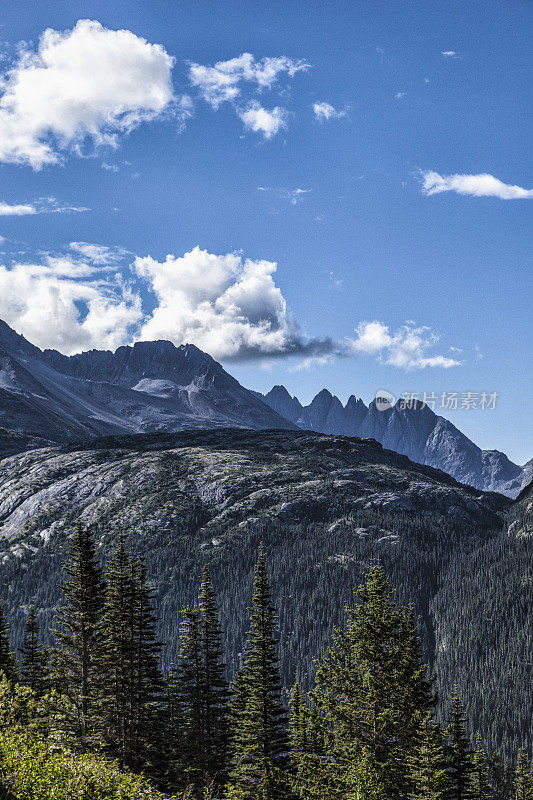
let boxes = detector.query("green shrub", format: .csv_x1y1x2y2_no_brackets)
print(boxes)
0,727,179,800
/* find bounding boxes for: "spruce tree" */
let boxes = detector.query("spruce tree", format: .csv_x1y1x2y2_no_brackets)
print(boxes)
198,564,229,784
227,545,289,800
445,689,473,800
100,542,164,772
407,715,448,800
174,605,204,788
19,606,49,697
52,522,104,750
514,750,531,800
129,558,165,773
0,598,17,683
469,736,492,800
99,535,132,763
289,684,308,766
487,750,513,800
165,661,186,788
305,559,434,800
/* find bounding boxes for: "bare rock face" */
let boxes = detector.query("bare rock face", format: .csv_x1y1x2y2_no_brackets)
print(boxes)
0,428,509,554
257,387,528,497
0,320,294,445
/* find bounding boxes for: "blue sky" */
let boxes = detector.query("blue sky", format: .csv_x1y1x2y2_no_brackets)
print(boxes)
0,0,531,462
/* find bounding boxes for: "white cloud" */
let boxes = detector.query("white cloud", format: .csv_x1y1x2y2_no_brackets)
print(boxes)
69,241,129,265
394,91,406,100
0,197,89,215
0,243,461,370
351,321,461,369
238,102,287,139
421,170,533,199
441,51,461,58
312,101,347,121
189,52,308,139
0,202,36,216
0,19,175,169
189,52,309,108
257,186,310,205
135,246,332,361
0,254,142,353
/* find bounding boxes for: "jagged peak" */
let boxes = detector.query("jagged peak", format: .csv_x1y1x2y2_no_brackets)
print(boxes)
266,384,294,400
345,394,367,409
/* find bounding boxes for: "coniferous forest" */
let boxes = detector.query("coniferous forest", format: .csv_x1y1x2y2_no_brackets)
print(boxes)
0,522,530,799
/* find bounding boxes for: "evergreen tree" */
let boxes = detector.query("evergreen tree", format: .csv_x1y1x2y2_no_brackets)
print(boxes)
289,684,308,766
469,736,492,800
303,559,434,800
407,715,448,800
445,689,473,800
129,558,165,773
514,750,531,800
0,597,17,683
487,749,513,800
99,535,133,765
19,606,49,697
100,543,164,772
164,661,186,788
227,545,289,800
198,564,229,784
172,605,204,789
52,522,104,750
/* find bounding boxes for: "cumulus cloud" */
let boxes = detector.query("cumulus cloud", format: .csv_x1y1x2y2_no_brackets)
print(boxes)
135,246,333,361
0,253,142,353
0,19,175,169
238,102,287,139
351,321,461,369
189,52,309,108
420,170,533,199
312,101,347,121
0,197,89,215
0,243,462,370
189,52,308,138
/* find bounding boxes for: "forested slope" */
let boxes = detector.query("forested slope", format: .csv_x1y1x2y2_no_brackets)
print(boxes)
0,429,528,757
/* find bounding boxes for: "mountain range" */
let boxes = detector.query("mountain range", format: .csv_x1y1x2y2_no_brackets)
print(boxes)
0,319,292,445
255,385,531,496
0,318,529,496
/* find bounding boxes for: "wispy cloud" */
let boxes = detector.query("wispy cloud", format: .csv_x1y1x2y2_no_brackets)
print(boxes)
0,197,89,215
189,52,310,108
69,242,130,264
257,187,310,205
441,50,462,59
394,91,406,100
420,170,533,199
312,101,348,121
